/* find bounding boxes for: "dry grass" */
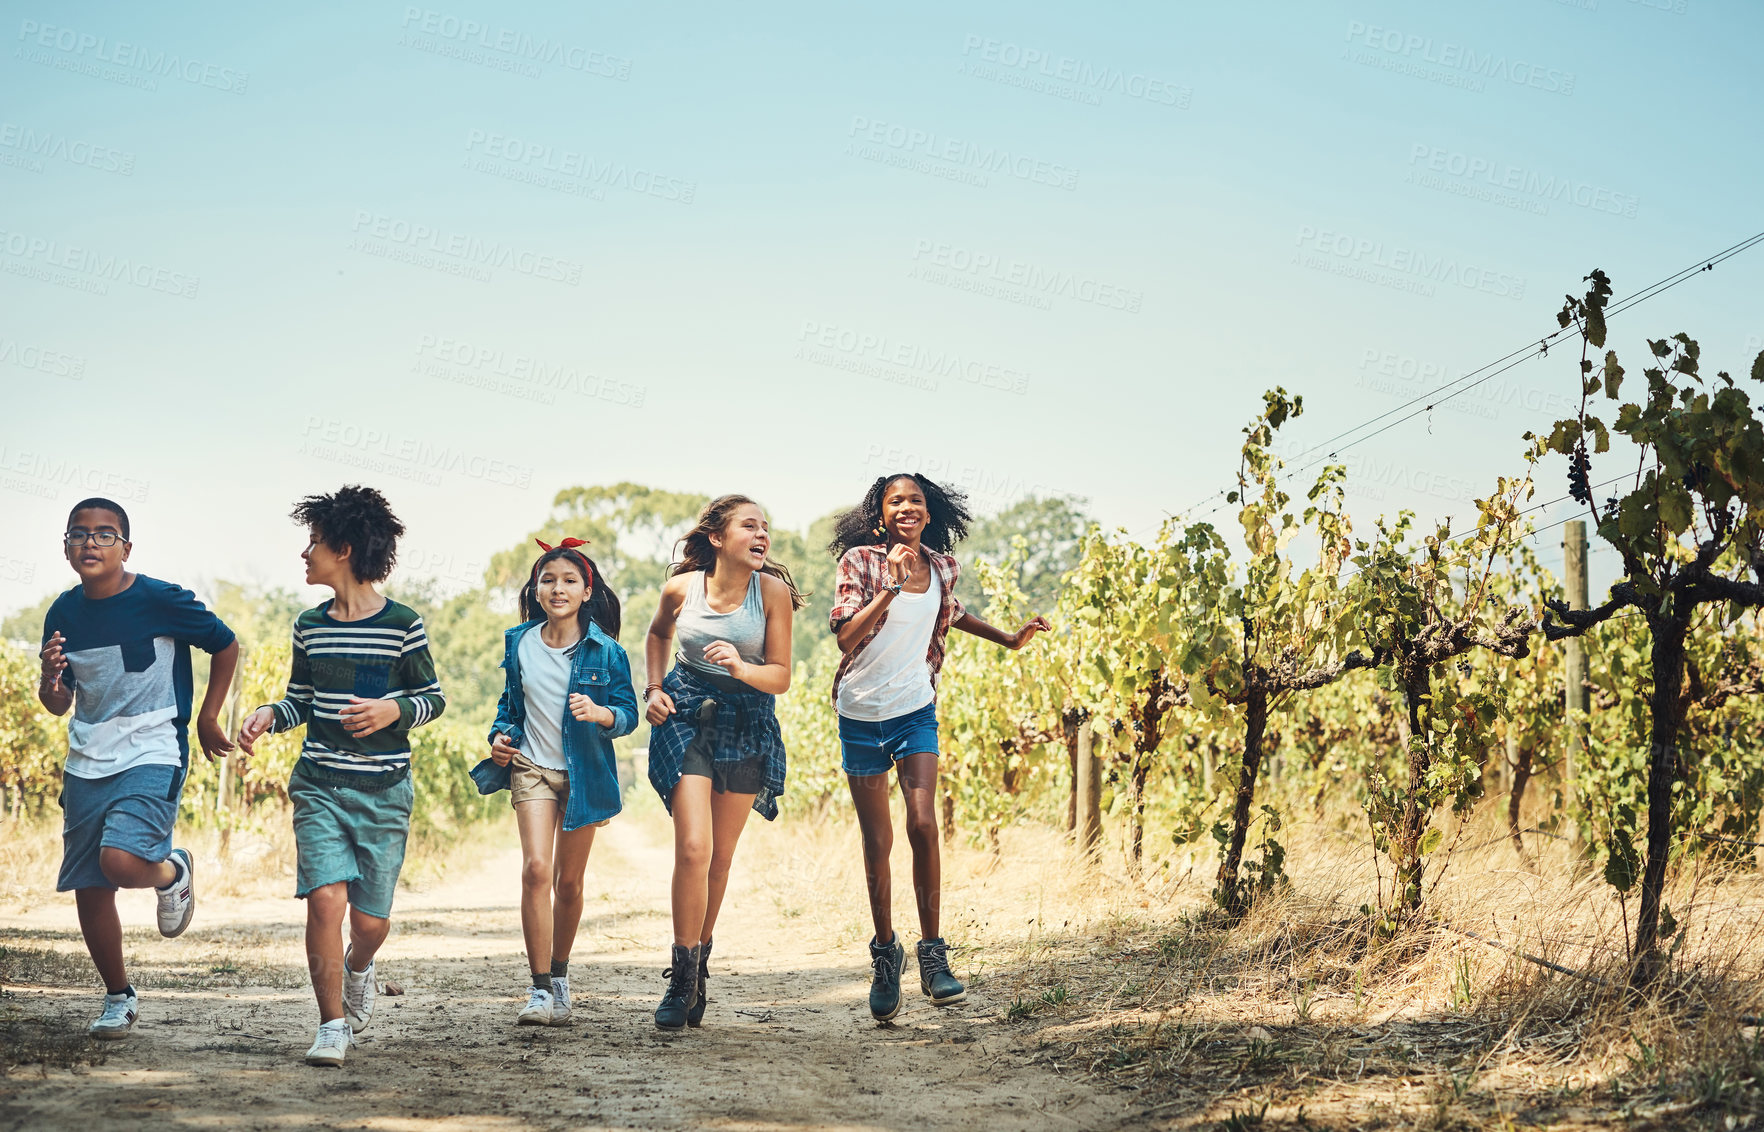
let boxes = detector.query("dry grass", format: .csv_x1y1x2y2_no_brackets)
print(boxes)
0,1008,110,1076
751,804,1764,1129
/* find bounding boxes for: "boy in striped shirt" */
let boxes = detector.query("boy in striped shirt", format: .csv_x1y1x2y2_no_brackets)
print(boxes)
237,485,445,1068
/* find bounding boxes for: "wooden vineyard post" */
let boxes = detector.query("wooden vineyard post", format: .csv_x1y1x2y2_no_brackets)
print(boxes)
1075,720,1101,858
220,647,246,853
1562,522,1590,836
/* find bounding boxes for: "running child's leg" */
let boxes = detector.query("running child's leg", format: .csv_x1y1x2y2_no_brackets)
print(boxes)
515,799,561,974
549,823,597,963
846,772,895,943
849,770,905,1021
699,790,755,946
305,882,350,1023
346,906,391,969
656,776,713,1030
74,888,128,992
669,776,714,946
897,752,965,1006
895,752,942,940
97,848,176,889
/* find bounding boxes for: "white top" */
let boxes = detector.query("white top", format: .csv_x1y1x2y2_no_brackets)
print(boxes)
517,625,573,772
836,568,940,721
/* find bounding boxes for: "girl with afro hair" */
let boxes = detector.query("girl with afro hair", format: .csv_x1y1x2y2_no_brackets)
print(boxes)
827,473,1049,1022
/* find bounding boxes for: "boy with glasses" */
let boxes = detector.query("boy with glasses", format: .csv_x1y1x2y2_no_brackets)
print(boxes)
38,497,239,1040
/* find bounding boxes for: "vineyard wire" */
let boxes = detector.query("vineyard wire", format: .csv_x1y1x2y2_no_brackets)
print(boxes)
1164,229,1764,529
1329,470,1634,586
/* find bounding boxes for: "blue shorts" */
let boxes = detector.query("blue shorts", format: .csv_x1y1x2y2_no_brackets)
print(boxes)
838,702,940,777
289,763,414,920
57,763,183,892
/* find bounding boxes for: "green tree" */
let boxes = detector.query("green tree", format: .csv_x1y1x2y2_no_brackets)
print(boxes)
962,495,1091,614
1,590,60,645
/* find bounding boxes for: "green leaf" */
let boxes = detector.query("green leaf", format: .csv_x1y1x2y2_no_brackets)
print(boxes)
1586,303,1606,348
1604,351,1624,400
1604,832,1640,893
1658,903,1678,939
1752,350,1764,385
1658,484,1693,533
1419,827,1443,856
1542,419,1581,455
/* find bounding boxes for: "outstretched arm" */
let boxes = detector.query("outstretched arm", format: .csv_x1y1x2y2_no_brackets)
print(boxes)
951,610,1052,650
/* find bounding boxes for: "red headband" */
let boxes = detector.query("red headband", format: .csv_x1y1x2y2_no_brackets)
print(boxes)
534,538,594,589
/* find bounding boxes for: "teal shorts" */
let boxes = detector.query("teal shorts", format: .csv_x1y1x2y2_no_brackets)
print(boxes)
289,762,413,920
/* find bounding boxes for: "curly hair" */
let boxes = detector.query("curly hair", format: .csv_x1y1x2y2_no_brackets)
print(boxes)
671,494,807,610
291,485,405,583
828,473,972,556
519,547,621,641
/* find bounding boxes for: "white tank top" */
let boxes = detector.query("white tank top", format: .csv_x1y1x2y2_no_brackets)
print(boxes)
836,568,939,721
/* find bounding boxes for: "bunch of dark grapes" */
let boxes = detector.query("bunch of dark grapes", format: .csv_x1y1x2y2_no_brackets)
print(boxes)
1567,439,1592,504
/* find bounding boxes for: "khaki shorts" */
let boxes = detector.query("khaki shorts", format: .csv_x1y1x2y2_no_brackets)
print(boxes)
509,754,612,827
509,752,568,807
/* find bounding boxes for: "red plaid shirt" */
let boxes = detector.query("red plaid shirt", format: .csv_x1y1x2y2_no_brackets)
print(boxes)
828,544,967,709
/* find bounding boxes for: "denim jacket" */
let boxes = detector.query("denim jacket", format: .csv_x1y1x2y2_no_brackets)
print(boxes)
468,619,639,830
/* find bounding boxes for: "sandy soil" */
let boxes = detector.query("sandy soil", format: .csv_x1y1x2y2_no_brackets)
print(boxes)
0,810,1136,1131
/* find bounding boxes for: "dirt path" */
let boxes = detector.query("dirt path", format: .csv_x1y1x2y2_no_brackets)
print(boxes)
0,811,1135,1131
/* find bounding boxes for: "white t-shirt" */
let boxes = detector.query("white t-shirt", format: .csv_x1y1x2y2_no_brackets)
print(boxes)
517,625,573,772
836,569,940,722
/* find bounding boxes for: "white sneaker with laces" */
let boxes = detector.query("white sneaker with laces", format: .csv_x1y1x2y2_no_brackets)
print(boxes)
342,946,375,1034
154,849,195,938
304,1019,353,1067
516,986,554,1026
88,990,139,1040
550,975,573,1024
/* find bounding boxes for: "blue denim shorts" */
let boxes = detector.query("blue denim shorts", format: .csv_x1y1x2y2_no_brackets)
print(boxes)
838,701,940,777
57,763,183,892
289,762,414,920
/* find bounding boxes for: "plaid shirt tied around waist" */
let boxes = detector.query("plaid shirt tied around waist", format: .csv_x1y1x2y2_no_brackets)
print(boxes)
827,544,966,708
646,663,786,821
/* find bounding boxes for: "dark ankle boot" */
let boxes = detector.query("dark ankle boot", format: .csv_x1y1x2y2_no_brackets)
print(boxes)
869,934,904,1021
917,937,966,1005
688,938,712,1027
655,943,699,1031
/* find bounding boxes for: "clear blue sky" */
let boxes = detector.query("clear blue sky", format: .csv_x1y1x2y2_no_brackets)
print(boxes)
4,0,1760,614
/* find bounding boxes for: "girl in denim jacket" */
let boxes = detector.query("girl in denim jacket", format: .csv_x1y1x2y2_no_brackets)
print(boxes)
470,539,638,1026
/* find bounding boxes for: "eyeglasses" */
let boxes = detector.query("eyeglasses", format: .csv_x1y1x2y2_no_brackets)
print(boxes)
65,530,124,547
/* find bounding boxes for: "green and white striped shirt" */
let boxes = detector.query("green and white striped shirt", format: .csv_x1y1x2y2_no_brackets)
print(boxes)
269,598,446,776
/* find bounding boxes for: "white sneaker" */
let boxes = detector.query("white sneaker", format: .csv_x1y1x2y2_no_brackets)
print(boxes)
550,975,573,1024
516,986,554,1026
88,990,138,1040
304,1020,353,1067
154,849,195,938
342,946,375,1034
